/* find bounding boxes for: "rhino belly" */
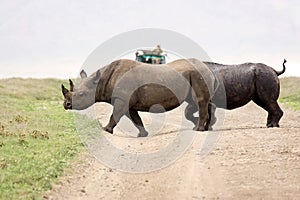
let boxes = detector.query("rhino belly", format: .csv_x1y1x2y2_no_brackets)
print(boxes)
131,84,188,112
213,79,255,110
225,82,255,109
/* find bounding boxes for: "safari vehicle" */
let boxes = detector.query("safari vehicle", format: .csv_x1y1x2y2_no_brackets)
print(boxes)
135,49,166,64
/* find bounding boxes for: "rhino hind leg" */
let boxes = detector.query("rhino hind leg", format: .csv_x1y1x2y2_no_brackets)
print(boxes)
253,98,283,127
266,101,283,127
254,73,284,127
126,109,148,137
184,103,198,126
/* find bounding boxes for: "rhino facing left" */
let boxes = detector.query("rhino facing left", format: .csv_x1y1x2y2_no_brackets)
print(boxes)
62,59,217,137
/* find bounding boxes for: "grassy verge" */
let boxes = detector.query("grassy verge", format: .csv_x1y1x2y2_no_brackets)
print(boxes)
0,78,83,199
279,77,300,111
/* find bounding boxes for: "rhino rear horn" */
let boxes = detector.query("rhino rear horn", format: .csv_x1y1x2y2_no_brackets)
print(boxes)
69,79,74,92
62,84,69,97
80,70,87,79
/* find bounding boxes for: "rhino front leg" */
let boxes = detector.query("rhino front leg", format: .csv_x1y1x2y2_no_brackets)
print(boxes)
194,100,210,131
103,98,128,134
210,103,217,126
205,102,217,130
103,115,117,134
126,109,148,137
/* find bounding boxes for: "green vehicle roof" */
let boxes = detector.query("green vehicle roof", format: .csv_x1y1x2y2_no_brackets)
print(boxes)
139,54,165,59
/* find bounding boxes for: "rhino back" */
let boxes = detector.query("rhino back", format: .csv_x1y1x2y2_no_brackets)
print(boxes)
205,61,281,109
112,64,192,111
205,62,257,109
96,59,215,111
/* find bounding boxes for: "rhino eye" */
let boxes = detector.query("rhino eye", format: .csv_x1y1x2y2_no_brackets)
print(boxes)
79,92,84,96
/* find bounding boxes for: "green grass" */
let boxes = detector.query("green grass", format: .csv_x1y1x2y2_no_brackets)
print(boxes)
0,78,83,199
279,77,300,110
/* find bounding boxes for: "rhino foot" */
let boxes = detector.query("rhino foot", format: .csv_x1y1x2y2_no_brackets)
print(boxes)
138,131,148,137
267,123,280,128
204,122,213,131
193,126,205,131
103,126,113,134
210,116,217,126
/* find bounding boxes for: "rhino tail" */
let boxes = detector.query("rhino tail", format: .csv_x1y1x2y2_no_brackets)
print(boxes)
275,59,286,76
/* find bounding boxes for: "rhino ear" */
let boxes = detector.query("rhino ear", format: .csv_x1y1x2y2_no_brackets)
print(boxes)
62,84,69,97
93,70,101,84
69,79,74,92
96,70,101,79
80,70,87,79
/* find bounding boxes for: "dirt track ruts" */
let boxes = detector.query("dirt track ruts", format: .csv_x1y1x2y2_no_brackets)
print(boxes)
47,102,300,199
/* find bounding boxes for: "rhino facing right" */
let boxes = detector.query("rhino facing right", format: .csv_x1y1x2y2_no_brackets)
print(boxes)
186,59,286,128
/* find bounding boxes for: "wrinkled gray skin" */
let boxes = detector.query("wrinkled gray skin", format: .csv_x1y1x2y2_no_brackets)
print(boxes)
186,59,286,128
62,59,216,137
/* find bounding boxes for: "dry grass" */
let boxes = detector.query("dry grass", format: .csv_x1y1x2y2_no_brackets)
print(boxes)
279,77,300,110
280,77,300,98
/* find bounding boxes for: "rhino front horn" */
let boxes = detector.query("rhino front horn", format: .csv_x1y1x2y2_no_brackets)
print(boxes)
62,84,69,97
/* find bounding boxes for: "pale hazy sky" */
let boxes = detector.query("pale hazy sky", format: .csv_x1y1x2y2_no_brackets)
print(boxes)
0,0,299,78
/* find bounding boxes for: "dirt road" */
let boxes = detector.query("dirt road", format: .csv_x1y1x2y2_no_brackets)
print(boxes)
47,102,300,199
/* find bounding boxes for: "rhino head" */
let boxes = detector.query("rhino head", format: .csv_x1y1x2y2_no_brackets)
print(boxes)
62,70,101,110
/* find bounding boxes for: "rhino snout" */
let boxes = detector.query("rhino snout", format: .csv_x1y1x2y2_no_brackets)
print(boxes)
63,101,72,110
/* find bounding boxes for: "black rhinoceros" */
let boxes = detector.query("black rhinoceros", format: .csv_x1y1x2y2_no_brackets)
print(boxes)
62,59,217,137
185,59,286,128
